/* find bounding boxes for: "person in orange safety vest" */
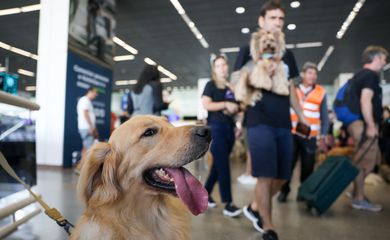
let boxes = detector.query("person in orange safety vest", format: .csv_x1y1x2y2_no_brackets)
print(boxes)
278,62,329,202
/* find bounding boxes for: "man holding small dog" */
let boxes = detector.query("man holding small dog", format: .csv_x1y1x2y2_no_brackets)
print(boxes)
278,62,329,203
234,1,308,239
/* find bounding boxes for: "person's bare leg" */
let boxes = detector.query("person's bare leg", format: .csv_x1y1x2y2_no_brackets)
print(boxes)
271,179,286,197
245,151,252,175
254,177,273,230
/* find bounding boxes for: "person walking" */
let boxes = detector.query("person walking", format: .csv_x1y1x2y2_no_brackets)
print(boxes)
203,55,242,217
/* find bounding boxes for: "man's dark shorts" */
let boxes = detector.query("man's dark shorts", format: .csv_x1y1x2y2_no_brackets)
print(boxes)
248,124,293,179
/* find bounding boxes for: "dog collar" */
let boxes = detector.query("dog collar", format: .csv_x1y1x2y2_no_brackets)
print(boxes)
261,53,274,60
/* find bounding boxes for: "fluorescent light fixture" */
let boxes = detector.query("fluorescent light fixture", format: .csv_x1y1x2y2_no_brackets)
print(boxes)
384,63,390,71
113,55,135,61
170,0,185,14
318,46,335,71
241,27,250,34
336,0,366,39
0,41,11,50
21,4,41,12
10,47,31,57
287,42,323,49
25,86,36,91
115,80,137,86
286,44,295,49
0,4,41,16
169,1,209,48
160,78,172,83
113,37,138,55
290,1,301,8
158,66,177,80
144,57,157,65
0,41,37,60
144,57,178,80
17,68,35,77
295,42,323,48
287,24,296,30
220,47,240,53
235,7,245,14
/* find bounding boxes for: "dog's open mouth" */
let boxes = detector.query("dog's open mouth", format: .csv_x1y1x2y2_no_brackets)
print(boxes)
143,167,208,216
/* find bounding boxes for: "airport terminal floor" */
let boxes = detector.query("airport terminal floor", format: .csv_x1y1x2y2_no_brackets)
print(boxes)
4,160,390,240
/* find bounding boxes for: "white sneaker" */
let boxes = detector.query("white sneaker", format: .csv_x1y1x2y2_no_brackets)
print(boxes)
237,174,257,185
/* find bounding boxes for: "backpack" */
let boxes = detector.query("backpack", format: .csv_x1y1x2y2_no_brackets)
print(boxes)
333,80,361,126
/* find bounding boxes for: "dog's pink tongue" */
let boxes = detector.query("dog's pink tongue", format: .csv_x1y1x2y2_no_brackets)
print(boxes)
165,167,208,216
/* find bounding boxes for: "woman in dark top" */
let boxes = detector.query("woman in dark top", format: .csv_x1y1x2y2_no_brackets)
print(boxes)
202,55,242,217
127,64,168,116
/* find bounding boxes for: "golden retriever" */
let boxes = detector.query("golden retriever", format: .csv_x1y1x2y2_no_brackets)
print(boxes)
70,115,211,240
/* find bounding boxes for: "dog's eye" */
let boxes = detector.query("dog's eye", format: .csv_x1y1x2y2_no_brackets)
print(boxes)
142,128,158,137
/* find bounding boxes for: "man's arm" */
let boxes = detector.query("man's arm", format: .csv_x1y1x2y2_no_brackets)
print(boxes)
83,109,95,133
289,82,309,125
360,88,378,137
319,95,329,137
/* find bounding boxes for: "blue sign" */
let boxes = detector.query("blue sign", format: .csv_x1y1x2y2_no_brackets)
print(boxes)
63,50,113,167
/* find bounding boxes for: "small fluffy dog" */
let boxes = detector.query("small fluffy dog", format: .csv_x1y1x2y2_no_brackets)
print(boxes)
235,29,289,109
70,115,211,240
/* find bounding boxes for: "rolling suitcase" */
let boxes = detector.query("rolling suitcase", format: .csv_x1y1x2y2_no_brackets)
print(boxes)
297,156,358,215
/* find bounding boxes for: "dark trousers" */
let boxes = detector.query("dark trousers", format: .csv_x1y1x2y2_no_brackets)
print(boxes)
205,122,235,203
281,134,317,194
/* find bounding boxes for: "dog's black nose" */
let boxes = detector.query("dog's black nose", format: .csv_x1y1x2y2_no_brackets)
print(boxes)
194,126,211,142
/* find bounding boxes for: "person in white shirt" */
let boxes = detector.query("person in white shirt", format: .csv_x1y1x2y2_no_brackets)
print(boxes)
77,87,98,159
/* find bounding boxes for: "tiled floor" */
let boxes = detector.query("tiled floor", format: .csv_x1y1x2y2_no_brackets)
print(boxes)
4,159,390,240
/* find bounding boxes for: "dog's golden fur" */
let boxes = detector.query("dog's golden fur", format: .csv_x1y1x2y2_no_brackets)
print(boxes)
235,29,289,109
70,115,210,240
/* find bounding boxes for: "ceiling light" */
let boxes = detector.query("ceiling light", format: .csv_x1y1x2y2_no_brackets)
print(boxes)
17,68,35,77
21,4,41,12
290,1,300,8
336,0,366,39
241,27,250,34
144,57,157,65
113,55,135,61
0,41,37,60
318,46,335,71
235,7,245,14
287,24,296,30
170,0,185,14
169,1,209,49
160,78,172,83
0,4,40,16
295,42,323,48
113,37,138,55
25,86,36,91
286,44,295,49
115,80,137,86
384,63,390,71
158,66,177,80
220,47,240,53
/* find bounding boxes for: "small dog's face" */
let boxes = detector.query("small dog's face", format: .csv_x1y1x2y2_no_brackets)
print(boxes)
259,31,278,55
78,115,211,215
251,29,285,61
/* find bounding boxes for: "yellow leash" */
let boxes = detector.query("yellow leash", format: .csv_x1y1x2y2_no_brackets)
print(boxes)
0,151,74,235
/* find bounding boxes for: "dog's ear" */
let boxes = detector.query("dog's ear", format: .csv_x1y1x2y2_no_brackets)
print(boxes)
250,30,262,61
274,31,286,59
77,142,122,206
